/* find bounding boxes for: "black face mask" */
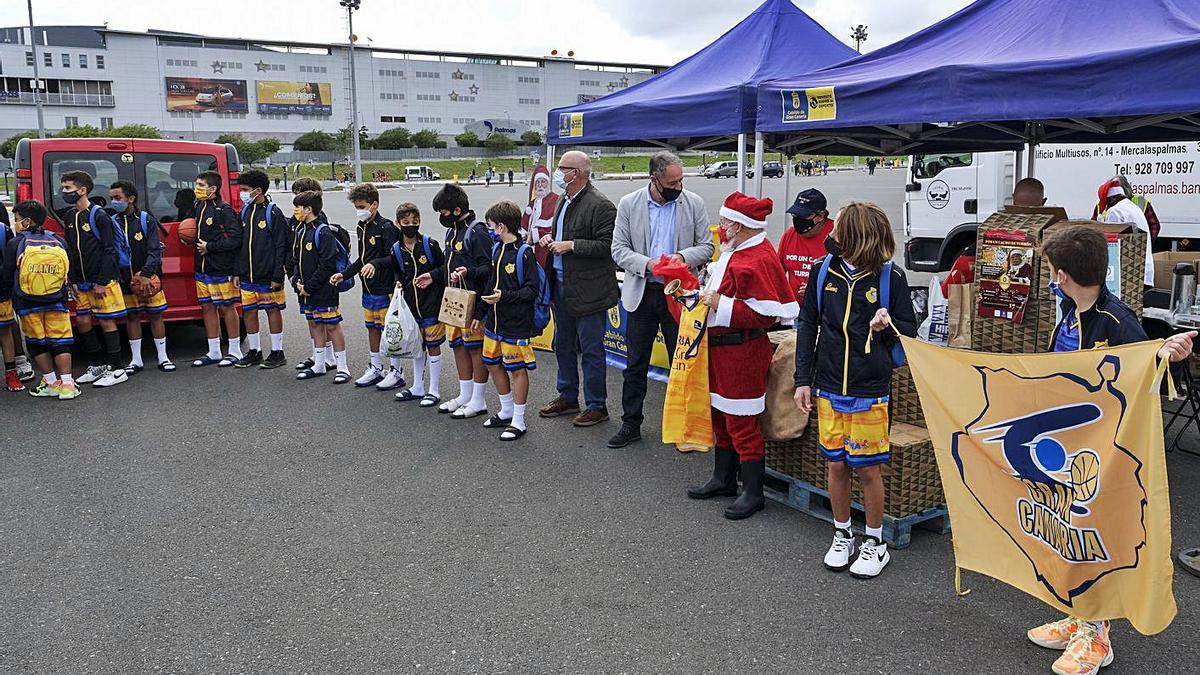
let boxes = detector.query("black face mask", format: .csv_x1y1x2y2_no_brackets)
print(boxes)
824,235,842,257
61,190,79,205
401,226,421,239
439,213,459,228
792,214,820,235
655,179,682,203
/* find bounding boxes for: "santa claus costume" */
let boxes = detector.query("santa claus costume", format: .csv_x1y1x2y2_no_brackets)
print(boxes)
687,192,798,519
522,166,560,268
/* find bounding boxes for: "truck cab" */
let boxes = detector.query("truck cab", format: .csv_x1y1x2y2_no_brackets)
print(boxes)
14,137,242,322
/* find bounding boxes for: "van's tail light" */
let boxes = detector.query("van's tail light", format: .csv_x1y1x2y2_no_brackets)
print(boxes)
228,171,243,211
16,168,31,179
16,181,32,203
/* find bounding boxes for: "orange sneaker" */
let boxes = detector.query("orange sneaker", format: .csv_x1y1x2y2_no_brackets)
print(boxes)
1028,616,1080,650
1053,621,1113,675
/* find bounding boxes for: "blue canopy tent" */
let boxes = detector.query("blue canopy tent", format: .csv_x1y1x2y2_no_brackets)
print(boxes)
754,0,1200,165
546,0,857,194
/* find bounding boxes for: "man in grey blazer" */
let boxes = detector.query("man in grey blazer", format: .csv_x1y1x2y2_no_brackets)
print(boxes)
608,151,715,448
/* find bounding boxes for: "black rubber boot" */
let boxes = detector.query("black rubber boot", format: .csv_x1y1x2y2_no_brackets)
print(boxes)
687,447,739,499
724,460,766,520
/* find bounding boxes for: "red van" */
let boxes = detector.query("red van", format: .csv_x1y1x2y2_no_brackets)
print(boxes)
13,137,243,322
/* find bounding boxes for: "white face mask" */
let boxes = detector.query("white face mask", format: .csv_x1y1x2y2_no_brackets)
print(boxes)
239,190,252,204
355,208,372,222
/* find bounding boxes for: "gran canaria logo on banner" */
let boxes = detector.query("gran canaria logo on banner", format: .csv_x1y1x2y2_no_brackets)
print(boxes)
559,112,584,139
902,337,1176,635
781,86,836,123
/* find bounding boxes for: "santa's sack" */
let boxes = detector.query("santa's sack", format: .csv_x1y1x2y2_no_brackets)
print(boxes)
917,276,948,346
761,331,809,441
384,292,421,358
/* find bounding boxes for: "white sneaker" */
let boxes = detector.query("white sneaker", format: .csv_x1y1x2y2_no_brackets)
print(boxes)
376,368,405,391
15,356,34,382
77,364,107,384
93,367,129,388
849,536,890,578
355,364,384,387
823,528,857,571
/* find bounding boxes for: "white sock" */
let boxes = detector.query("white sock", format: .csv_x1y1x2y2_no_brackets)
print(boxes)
389,356,404,372
865,525,883,542
60,372,73,385
247,332,260,352
226,340,243,360
469,381,487,411
335,350,348,372
499,392,514,418
835,519,852,534
410,352,427,396
428,355,442,397
270,332,283,352
207,337,221,359
369,351,382,369
512,403,527,431
453,379,472,406
128,338,144,367
154,337,169,363
43,373,59,386
325,341,334,365
311,344,327,373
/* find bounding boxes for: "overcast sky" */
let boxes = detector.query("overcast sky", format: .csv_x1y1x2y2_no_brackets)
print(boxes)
2,0,973,65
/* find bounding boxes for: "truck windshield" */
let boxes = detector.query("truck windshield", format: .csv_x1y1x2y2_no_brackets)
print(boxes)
912,153,972,179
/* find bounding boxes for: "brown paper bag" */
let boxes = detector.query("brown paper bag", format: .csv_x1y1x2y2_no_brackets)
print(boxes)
439,284,477,328
947,283,973,349
761,332,809,441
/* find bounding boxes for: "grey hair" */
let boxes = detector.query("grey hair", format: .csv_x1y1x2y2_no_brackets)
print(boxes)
649,151,683,178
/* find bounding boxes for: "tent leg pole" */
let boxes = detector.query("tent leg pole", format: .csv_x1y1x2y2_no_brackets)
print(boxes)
546,143,555,173
753,132,765,198
1015,148,1024,182
737,133,747,194
783,155,793,229
1026,141,1037,178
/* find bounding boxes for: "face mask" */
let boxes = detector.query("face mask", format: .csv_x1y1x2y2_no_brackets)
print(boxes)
293,207,306,221
553,169,569,190
355,208,372,222
400,226,420,239
1048,277,1066,300
792,214,820,235
61,189,79,204
194,186,211,200
718,224,737,245
439,213,459,228
824,235,842,257
14,218,30,233
109,199,128,214
657,180,682,203
239,190,252,204
487,228,501,243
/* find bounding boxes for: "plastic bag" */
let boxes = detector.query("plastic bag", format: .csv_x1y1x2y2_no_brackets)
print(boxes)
384,292,421,358
917,275,948,346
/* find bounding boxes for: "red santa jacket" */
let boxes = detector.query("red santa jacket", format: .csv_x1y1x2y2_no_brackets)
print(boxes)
704,232,799,415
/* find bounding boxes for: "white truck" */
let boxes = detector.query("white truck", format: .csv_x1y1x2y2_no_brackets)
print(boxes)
903,143,1200,272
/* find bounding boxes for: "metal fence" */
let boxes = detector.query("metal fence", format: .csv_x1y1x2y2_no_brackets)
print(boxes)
269,145,660,164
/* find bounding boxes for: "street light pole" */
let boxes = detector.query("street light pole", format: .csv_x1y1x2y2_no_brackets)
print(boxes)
341,0,363,184
26,0,46,138
851,24,869,53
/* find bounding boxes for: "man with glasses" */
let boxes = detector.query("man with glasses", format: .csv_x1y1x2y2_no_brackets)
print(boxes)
538,151,619,428
609,151,714,448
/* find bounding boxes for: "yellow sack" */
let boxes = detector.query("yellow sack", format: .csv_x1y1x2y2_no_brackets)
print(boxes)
662,292,713,453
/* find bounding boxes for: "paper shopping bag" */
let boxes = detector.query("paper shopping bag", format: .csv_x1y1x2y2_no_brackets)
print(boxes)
947,283,974,349
439,283,477,329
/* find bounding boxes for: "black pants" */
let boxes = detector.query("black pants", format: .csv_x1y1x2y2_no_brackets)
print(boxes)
621,283,679,426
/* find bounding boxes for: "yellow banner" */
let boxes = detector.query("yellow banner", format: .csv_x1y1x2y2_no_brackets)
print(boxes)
662,294,712,452
901,336,1175,634
255,81,333,114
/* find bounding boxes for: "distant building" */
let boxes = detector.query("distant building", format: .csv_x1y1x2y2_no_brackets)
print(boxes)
0,25,662,145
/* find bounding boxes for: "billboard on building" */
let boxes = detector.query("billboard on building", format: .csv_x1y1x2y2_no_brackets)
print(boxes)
255,81,333,115
165,77,249,113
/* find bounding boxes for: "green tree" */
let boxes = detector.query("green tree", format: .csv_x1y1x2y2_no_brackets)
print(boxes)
257,137,282,155
372,127,414,149
454,131,481,148
215,133,272,164
1,130,39,159
293,130,337,152
54,125,102,139
520,130,543,147
412,129,441,149
485,132,517,152
109,123,162,139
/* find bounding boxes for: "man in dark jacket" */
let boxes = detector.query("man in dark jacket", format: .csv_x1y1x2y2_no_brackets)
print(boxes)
538,150,619,427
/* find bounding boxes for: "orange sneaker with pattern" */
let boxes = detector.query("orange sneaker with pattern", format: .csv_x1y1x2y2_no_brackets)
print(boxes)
1053,620,1113,675
1028,616,1080,650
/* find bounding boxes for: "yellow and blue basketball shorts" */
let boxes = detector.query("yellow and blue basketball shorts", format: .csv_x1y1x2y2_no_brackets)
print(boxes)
482,330,537,372
363,291,391,331
309,305,343,326
240,282,287,312
122,290,168,318
816,390,891,468
195,274,239,306
0,299,14,327
446,322,485,350
74,280,127,320
18,305,73,347
419,317,446,349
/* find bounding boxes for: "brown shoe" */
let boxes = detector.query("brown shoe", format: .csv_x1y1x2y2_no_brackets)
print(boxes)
573,407,610,427
539,397,581,418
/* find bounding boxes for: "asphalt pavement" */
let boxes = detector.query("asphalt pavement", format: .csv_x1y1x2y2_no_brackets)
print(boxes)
1,170,1197,672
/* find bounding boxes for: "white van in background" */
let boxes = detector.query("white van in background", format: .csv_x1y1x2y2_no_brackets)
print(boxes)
405,165,441,182
903,143,1200,272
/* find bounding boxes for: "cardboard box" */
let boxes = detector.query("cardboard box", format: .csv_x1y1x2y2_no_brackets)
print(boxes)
1153,252,1200,291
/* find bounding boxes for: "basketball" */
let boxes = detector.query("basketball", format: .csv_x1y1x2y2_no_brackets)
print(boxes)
178,217,198,246
1070,450,1100,503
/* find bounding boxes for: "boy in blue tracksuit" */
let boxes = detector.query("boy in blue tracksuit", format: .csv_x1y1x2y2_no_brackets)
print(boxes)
235,169,290,369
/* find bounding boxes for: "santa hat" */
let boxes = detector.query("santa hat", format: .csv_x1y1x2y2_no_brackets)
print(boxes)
1097,178,1126,212
719,191,773,229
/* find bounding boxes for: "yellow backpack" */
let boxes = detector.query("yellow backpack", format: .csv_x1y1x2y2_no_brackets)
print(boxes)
16,231,70,300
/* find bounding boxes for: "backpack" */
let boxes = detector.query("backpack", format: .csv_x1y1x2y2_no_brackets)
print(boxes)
240,201,280,231
87,204,132,269
15,231,70,300
314,223,355,292
494,241,551,333
393,236,434,276
814,257,906,368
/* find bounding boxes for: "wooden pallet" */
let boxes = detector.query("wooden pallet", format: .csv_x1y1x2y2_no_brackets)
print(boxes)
764,468,950,549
